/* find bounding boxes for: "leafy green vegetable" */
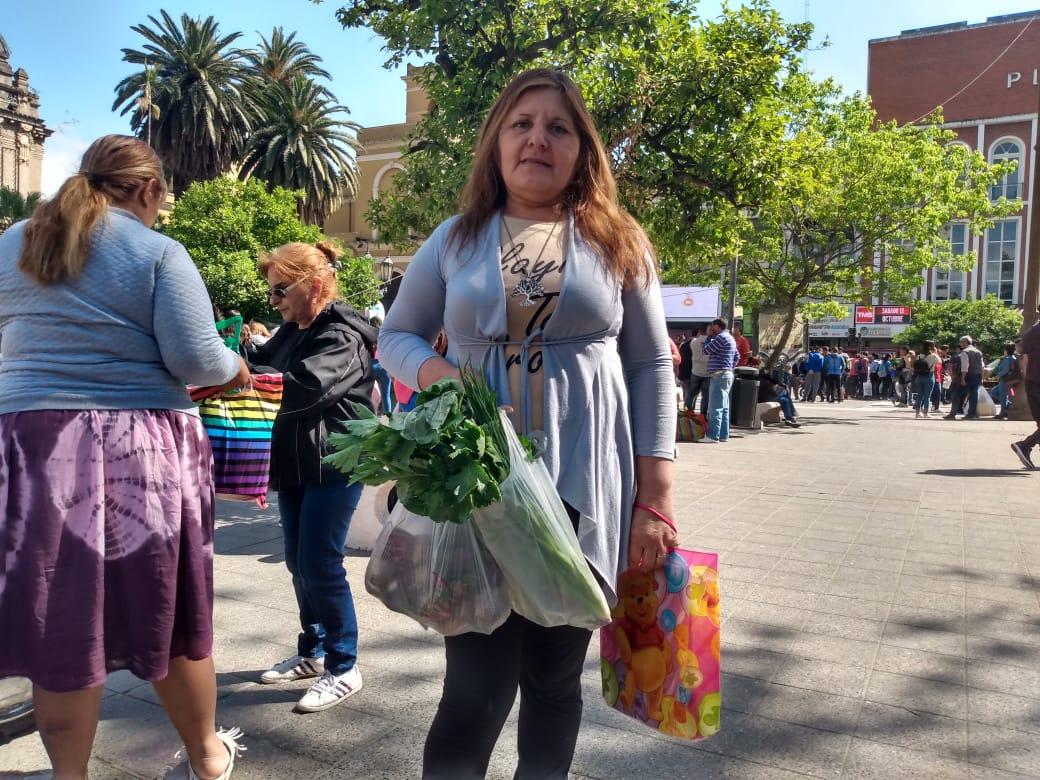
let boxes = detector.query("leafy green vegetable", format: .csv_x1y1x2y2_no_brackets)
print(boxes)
324,367,511,523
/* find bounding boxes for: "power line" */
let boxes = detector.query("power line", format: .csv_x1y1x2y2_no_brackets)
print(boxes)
910,17,1036,124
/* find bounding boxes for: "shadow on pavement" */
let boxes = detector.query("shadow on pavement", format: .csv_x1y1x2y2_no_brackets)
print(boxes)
918,468,1030,478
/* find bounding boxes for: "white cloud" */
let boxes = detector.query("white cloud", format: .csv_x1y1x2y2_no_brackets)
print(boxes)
40,130,90,197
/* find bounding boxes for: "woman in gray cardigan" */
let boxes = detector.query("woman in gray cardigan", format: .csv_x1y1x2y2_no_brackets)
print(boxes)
378,69,676,779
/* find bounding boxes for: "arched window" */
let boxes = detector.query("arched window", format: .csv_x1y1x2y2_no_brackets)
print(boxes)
989,139,1022,200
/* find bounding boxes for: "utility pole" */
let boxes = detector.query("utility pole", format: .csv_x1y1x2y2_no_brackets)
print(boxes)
1022,80,1040,335
727,254,739,325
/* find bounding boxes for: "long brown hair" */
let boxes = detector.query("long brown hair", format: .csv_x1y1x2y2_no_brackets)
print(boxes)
450,69,655,286
259,241,342,308
19,135,166,284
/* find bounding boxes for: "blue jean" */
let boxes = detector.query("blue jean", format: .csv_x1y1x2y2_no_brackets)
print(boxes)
991,380,1012,416
707,371,733,441
913,375,935,413
278,479,363,675
372,360,393,413
777,391,796,421
964,373,982,417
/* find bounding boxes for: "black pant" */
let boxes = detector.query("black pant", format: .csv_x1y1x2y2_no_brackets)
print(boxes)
423,612,593,779
825,374,842,402
1022,381,1040,449
869,374,879,398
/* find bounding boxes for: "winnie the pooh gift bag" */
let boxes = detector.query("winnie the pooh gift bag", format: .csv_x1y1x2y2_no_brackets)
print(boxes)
600,548,721,740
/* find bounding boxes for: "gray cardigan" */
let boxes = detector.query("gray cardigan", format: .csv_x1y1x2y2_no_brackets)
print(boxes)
0,208,239,413
378,212,675,602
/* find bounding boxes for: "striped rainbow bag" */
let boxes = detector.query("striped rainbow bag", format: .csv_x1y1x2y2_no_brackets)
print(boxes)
192,374,283,504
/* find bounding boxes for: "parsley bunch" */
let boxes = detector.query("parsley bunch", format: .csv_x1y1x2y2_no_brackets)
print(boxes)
324,368,517,523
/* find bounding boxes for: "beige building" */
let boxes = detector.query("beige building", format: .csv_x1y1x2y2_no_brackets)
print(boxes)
325,65,429,273
0,34,50,195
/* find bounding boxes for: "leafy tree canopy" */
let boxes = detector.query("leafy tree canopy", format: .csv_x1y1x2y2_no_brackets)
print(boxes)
0,188,41,233
893,297,1023,360
332,0,812,260
161,177,380,318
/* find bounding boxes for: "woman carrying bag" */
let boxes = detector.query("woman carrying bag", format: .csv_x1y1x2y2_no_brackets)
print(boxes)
378,69,676,779
248,242,379,713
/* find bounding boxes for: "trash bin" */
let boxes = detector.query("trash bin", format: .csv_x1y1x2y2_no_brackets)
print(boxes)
731,375,760,428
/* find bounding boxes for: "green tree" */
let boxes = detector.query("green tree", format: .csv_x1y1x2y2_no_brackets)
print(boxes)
113,10,254,191
894,297,1023,360
240,76,362,224
162,177,380,317
244,27,332,89
721,88,1018,367
332,0,811,260
0,187,41,233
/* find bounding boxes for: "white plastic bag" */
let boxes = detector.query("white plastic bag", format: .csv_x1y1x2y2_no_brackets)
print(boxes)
976,387,997,417
364,503,511,636
472,413,611,631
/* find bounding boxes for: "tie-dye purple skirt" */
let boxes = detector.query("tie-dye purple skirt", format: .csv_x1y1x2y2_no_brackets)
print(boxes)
0,409,216,692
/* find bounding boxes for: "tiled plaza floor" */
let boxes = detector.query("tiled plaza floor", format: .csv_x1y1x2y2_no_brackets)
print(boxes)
3,399,1039,778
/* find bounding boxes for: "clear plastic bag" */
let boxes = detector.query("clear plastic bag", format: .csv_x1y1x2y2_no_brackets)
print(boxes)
976,386,997,416
472,414,612,631
364,503,511,636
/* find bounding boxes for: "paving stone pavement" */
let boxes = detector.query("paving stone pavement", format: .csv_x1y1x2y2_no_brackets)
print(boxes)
3,399,1040,779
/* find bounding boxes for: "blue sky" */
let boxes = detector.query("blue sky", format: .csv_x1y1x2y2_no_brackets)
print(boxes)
6,0,1040,193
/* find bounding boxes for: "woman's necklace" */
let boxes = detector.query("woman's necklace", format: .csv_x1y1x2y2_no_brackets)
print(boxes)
501,216,558,308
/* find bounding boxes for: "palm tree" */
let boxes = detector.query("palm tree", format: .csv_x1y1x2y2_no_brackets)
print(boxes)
0,188,41,233
244,28,332,91
240,76,362,224
113,11,254,191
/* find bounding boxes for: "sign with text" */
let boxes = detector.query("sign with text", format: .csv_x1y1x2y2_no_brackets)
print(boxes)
855,306,912,325
808,306,854,338
660,285,721,321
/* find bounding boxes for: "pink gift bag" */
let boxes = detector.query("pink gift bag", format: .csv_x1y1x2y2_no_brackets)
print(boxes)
600,548,721,740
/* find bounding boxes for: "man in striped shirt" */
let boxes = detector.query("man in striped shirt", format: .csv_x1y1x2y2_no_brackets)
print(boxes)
702,317,739,442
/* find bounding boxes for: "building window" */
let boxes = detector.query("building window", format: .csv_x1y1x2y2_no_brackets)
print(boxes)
984,219,1018,303
990,140,1022,200
933,223,967,301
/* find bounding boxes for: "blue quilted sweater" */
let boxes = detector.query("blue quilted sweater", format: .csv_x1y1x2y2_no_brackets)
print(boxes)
0,208,239,413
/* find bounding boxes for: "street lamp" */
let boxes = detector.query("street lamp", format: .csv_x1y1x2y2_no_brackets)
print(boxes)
379,255,396,284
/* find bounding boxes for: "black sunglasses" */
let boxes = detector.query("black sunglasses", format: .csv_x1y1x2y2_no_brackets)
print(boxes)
268,278,305,300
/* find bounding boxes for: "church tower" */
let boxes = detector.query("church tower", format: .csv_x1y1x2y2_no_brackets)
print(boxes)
0,34,51,195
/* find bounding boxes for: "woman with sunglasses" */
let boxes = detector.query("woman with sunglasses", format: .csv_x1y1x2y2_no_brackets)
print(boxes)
247,241,378,713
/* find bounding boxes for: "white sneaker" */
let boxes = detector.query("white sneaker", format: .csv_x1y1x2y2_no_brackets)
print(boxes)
164,726,245,780
260,654,324,684
295,667,362,713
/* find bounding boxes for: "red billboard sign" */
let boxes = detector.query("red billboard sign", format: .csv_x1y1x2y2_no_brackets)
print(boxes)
855,305,912,325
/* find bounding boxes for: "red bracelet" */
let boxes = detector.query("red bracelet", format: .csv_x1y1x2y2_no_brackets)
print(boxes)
633,502,677,533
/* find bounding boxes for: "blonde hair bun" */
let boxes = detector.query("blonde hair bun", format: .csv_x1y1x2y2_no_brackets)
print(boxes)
315,241,341,263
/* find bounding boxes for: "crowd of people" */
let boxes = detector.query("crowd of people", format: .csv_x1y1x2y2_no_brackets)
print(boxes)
0,68,678,780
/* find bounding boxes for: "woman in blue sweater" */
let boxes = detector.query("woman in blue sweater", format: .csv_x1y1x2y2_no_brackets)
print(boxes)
0,136,249,780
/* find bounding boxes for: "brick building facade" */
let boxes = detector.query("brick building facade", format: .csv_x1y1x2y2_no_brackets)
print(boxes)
868,10,1040,306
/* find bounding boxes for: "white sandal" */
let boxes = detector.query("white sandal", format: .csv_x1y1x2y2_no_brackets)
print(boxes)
163,726,246,780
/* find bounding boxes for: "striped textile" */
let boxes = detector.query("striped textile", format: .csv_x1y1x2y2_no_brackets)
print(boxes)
195,374,283,501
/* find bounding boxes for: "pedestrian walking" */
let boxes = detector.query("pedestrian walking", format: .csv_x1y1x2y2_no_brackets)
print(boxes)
0,135,250,780
703,317,739,442
377,68,676,779
251,241,379,713
1011,313,1040,469
869,353,881,398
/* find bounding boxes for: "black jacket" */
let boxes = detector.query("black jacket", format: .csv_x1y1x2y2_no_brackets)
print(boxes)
248,302,377,489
